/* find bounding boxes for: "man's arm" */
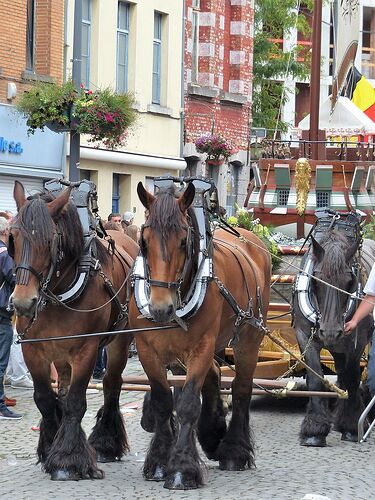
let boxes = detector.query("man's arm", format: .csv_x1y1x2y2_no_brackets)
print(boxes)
344,294,375,333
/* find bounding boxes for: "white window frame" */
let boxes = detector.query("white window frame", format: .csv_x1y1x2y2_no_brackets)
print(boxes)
116,1,130,93
81,0,92,89
152,12,162,104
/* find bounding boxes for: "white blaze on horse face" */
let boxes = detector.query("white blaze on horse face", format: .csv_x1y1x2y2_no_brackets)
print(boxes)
147,231,185,323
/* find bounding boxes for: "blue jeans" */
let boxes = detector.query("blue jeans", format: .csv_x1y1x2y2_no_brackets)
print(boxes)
0,317,14,410
367,330,375,397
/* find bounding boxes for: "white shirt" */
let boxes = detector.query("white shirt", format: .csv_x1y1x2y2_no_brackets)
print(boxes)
364,263,375,296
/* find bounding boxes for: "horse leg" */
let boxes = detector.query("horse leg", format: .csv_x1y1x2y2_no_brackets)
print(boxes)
216,325,262,471
297,330,331,447
332,352,363,442
23,348,60,465
44,344,103,480
197,360,227,460
163,340,217,490
89,335,132,462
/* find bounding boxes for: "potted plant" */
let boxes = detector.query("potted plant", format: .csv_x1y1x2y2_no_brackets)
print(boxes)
194,134,237,165
16,80,137,149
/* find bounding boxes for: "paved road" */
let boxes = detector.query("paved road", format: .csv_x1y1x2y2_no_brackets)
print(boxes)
1,357,374,500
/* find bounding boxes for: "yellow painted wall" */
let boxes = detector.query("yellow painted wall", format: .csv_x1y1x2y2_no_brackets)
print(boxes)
65,0,183,157
80,158,173,226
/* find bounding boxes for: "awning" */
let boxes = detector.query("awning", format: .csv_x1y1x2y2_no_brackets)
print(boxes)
77,146,187,171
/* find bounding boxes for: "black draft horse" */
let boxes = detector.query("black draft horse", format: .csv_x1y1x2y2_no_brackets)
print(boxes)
128,182,271,490
294,229,375,446
10,181,138,480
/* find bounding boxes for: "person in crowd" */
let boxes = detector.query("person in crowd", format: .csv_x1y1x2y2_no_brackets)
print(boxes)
345,264,375,397
121,211,134,231
0,216,22,419
107,212,122,225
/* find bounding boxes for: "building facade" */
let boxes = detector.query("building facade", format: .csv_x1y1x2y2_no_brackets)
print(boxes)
183,0,254,215
65,0,186,223
0,0,66,212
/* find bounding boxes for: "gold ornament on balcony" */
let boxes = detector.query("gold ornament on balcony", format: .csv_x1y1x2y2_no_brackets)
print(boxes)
295,157,311,216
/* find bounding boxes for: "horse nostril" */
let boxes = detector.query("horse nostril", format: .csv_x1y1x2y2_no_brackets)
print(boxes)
12,296,38,318
167,304,174,317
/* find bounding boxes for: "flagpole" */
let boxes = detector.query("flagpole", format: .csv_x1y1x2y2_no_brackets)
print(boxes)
309,0,322,160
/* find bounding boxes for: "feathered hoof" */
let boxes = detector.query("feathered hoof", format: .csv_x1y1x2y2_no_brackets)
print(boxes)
96,452,120,463
163,472,199,490
50,469,81,481
341,432,358,442
219,459,247,471
145,465,166,481
300,436,326,447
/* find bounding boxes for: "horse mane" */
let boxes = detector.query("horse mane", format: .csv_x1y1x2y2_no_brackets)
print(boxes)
148,185,199,267
17,191,108,264
313,229,352,281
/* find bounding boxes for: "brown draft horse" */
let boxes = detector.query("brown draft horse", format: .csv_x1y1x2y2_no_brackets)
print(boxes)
128,182,271,490
10,181,138,480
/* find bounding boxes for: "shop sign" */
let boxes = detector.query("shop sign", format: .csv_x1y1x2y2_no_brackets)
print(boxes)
0,136,23,154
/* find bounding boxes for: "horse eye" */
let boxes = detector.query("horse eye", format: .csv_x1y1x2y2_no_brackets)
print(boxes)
180,238,187,249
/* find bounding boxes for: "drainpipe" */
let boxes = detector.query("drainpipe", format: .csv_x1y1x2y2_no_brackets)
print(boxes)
180,0,186,162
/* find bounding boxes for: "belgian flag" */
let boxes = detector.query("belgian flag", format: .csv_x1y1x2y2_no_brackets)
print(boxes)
344,67,375,121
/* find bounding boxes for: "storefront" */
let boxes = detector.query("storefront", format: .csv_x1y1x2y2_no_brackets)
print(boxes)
0,104,65,213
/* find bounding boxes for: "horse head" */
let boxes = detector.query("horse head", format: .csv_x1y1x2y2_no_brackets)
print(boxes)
137,181,195,323
10,181,73,318
310,231,358,344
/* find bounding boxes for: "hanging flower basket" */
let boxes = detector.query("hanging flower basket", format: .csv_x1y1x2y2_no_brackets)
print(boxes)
195,134,238,163
16,80,137,149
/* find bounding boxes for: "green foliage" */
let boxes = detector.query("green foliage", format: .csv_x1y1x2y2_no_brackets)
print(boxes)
363,215,375,240
253,0,313,133
16,80,76,133
228,206,280,272
16,80,137,149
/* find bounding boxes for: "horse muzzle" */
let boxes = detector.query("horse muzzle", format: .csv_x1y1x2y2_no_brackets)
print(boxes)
149,302,175,323
11,294,38,318
318,327,344,345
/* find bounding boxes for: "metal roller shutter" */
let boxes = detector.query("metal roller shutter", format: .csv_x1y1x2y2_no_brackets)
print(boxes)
0,175,44,214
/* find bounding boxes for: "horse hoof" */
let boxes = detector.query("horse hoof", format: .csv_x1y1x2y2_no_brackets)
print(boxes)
51,469,80,481
145,466,166,481
96,452,119,463
164,472,198,490
219,460,245,471
341,432,358,442
300,436,326,447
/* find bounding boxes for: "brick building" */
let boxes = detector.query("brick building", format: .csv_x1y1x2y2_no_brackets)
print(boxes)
183,0,254,214
0,0,65,211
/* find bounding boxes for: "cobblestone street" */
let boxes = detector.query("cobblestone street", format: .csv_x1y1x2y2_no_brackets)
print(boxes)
1,357,374,500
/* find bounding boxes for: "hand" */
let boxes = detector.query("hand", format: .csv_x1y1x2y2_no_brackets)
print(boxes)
344,319,358,334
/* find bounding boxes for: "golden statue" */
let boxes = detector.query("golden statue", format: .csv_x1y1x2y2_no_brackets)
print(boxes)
295,157,311,216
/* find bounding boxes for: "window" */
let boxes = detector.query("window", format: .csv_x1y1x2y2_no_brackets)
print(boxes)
152,12,162,104
277,189,290,206
117,2,130,93
191,3,200,83
81,0,92,88
316,191,331,208
112,174,120,213
26,0,35,70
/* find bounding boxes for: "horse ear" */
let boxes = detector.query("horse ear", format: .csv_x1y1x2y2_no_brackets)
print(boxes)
137,182,155,209
47,187,72,219
345,240,359,263
14,181,26,211
311,235,325,262
178,182,195,213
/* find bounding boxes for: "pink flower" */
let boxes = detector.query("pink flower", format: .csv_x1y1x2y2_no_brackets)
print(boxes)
104,112,114,123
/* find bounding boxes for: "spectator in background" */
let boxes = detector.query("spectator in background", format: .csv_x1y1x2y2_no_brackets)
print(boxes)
0,216,22,420
121,211,134,231
107,213,122,226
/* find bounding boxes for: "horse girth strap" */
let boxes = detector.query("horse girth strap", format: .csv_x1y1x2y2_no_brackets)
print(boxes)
100,271,127,327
